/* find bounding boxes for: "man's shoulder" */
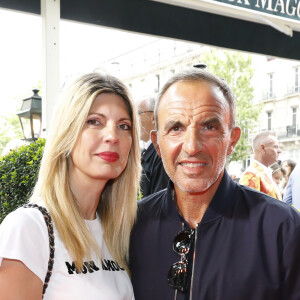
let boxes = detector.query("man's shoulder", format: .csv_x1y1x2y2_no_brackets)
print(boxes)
239,169,261,188
239,164,267,185
237,182,275,202
138,189,167,214
142,142,156,157
237,183,300,223
241,163,265,177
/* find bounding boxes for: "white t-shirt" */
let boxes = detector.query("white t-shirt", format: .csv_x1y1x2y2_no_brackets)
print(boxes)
0,207,134,300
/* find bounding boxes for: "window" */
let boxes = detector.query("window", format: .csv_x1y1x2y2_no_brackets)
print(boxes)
268,73,274,98
295,67,299,92
243,157,251,170
267,112,272,130
155,74,160,93
292,107,297,127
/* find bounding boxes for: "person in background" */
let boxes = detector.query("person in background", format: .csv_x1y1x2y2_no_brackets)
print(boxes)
281,159,296,189
283,161,300,209
270,162,286,199
0,73,141,299
282,159,296,179
137,95,168,198
130,68,300,300
239,131,281,199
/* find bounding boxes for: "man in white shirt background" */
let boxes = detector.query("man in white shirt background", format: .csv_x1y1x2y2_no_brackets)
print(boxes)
239,131,282,200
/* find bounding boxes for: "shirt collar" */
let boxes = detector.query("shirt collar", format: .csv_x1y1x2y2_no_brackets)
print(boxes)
162,170,237,226
252,158,273,177
144,140,152,150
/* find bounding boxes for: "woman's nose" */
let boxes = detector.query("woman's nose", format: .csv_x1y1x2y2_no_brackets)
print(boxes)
103,124,119,144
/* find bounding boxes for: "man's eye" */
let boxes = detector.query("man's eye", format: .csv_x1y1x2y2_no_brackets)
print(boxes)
170,126,181,132
87,119,100,125
204,124,216,130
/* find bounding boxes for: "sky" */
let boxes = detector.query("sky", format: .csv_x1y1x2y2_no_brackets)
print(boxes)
0,8,158,115
1,8,298,121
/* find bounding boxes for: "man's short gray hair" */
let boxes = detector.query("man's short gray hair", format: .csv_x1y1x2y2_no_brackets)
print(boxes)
154,68,236,129
138,95,156,111
252,131,276,151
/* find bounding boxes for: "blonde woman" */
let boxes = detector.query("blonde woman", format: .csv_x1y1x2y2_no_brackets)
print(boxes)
0,73,141,299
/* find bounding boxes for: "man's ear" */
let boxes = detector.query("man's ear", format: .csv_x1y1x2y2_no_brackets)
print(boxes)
227,126,241,156
151,113,155,126
151,130,161,157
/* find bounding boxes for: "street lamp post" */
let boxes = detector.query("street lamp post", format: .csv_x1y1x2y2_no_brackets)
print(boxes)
17,89,42,142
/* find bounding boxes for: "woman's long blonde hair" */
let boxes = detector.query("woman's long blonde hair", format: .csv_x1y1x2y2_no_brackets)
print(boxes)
31,73,141,273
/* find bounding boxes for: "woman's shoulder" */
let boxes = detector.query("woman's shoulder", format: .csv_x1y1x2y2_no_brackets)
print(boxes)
0,205,50,282
0,204,50,250
1,205,47,230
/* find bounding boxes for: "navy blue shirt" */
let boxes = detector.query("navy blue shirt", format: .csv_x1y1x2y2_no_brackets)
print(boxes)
130,170,300,300
140,142,169,198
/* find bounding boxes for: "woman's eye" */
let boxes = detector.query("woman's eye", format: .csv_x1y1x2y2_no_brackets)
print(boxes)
87,119,100,125
119,124,131,131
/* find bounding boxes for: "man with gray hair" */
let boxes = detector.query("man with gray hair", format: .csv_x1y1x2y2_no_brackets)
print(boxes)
137,95,168,198
239,131,282,199
130,68,300,300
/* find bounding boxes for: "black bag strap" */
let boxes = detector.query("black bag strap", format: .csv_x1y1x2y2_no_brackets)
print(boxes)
23,203,55,298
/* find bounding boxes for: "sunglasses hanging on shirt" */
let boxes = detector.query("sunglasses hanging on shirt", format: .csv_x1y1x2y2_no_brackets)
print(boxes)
168,229,195,293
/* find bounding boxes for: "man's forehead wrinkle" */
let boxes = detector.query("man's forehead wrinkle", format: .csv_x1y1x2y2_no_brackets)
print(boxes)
165,103,226,117
158,81,231,131
163,110,224,130
162,94,228,113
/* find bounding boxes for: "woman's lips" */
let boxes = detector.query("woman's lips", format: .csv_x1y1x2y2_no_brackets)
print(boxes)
97,151,119,162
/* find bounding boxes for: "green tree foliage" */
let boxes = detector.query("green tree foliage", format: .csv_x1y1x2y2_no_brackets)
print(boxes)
201,49,261,163
0,138,45,223
0,114,23,154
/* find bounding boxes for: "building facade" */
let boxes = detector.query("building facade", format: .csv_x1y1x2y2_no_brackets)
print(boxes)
96,40,300,174
96,39,208,99
252,57,300,163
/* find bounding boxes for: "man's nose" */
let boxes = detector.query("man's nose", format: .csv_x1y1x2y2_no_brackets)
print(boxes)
182,128,202,155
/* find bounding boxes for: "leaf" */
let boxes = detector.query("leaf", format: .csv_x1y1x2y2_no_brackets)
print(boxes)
0,138,45,223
